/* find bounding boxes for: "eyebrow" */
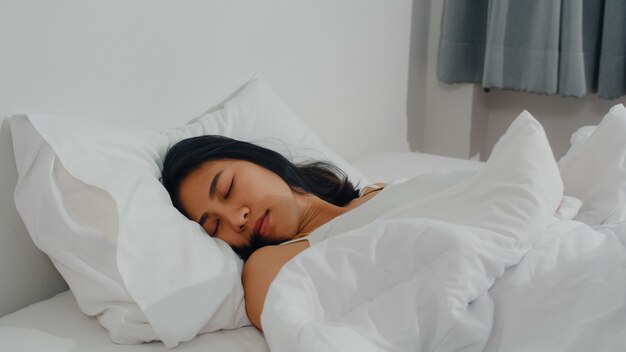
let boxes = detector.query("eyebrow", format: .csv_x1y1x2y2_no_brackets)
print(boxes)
197,169,224,227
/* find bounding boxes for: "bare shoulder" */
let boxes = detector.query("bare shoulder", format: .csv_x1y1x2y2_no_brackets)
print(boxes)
242,240,310,331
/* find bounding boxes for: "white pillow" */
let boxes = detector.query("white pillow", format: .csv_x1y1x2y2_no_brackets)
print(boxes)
10,77,369,348
558,104,626,225
569,125,597,152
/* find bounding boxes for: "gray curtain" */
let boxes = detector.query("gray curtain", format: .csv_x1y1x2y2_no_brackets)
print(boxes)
438,0,626,99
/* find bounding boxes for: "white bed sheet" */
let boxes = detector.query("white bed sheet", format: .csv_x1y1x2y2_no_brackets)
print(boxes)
0,291,269,352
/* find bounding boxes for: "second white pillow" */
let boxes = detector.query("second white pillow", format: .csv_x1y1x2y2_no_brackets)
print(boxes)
559,104,626,225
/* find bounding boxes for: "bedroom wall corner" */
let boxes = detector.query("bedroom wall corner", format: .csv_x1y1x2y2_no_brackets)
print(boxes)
406,0,431,152
419,0,487,160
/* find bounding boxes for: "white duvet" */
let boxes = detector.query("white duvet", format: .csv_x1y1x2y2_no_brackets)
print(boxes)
261,112,626,352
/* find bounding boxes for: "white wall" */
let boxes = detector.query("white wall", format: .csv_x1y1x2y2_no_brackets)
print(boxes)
0,0,413,160
419,0,626,161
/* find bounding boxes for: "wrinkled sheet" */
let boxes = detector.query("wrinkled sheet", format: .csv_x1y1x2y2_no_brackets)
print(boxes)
485,220,626,351
261,113,626,352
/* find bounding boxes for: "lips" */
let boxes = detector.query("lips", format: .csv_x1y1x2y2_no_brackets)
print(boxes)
252,210,269,237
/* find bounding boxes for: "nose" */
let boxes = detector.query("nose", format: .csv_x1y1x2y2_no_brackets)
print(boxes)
225,205,249,232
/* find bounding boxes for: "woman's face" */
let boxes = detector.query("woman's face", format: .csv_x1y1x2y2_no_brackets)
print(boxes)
178,159,303,252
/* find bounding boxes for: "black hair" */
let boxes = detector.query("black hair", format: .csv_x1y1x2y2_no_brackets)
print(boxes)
160,135,360,218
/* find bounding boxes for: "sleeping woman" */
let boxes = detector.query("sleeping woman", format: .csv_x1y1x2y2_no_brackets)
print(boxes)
160,135,385,331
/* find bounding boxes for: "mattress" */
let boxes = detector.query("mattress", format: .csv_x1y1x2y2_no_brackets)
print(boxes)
0,291,269,352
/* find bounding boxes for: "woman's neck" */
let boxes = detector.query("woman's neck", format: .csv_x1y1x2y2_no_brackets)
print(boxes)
295,189,380,235
295,194,346,234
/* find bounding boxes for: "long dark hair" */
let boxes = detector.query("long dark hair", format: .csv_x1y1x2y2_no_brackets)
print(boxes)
161,135,359,216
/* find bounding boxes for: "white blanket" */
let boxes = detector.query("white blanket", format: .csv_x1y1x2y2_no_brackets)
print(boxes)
261,112,626,351
485,221,626,351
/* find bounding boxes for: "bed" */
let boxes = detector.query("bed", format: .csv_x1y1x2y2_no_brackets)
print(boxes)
3,121,626,352
2,1,626,352
0,151,482,352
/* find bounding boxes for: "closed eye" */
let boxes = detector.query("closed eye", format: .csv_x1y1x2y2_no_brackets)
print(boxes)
225,176,234,199
211,219,220,237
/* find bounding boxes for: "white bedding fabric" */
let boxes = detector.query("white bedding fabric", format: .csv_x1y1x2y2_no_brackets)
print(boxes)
261,112,626,352
0,151,484,352
4,110,626,351
0,291,268,352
